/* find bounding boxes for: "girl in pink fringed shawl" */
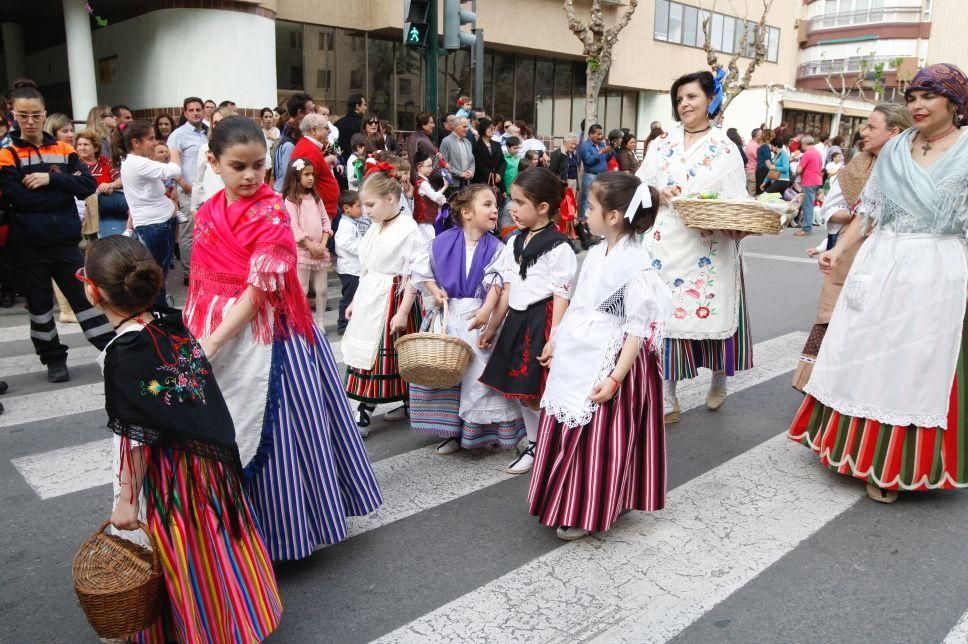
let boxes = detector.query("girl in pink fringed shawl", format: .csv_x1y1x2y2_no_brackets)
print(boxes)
183,116,381,562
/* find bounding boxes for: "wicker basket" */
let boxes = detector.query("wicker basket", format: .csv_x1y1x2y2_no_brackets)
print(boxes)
73,521,163,639
671,197,783,235
395,301,473,389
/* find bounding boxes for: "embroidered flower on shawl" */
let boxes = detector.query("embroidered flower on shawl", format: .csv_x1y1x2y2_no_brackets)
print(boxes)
654,230,661,241
652,258,662,270
674,307,687,319
194,217,219,248
696,306,710,319
698,256,712,267
139,336,209,405
673,278,684,287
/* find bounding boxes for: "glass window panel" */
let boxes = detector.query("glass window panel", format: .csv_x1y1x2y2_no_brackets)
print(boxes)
682,5,698,47
622,91,638,134
335,30,366,109
767,27,779,62
654,0,670,41
276,21,304,91
553,61,574,136
573,62,587,134
367,38,394,123
483,52,495,117
534,59,554,137
721,16,735,54
492,53,515,122
711,13,724,51
303,25,337,103
451,49,472,109
605,90,622,133
668,2,683,43
514,56,536,126
396,44,423,130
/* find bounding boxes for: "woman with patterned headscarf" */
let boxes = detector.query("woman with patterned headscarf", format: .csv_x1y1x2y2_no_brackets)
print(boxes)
788,63,968,503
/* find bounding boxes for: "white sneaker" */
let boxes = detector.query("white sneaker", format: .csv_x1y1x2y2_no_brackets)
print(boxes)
434,437,461,455
384,405,409,422
556,526,591,541
506,441,536,474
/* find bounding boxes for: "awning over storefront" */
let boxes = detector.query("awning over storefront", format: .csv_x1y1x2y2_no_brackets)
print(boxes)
782,99,874,119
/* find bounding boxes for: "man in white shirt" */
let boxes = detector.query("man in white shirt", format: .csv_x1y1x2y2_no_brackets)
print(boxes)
121,121,181,309
167,96,208,283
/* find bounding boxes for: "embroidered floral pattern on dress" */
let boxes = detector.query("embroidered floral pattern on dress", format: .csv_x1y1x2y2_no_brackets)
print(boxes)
193,217,219,248
140,336,209,405
666,236,721,322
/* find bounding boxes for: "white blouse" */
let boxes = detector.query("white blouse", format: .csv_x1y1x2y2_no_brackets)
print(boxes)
495,237,577,310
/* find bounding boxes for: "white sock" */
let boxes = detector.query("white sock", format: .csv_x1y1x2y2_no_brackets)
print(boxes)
665,379,678,405
520,405,540,442
711,371,727,391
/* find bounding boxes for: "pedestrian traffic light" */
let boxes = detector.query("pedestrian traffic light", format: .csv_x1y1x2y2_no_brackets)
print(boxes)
404,0,431,49
443,0,477,50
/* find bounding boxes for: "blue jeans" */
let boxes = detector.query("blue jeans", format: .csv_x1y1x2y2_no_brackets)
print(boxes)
136,219,176,307
580,172,598,220
801,186,819,233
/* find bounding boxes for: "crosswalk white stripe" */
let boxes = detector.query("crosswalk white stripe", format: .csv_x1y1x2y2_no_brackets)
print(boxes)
744,251,817,265
0,383,104,429
0,346,99,378
377,433,864,644
12,332,805,504
943,611,968,644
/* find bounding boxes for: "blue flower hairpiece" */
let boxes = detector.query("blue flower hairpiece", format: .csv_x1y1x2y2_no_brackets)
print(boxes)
708,67,727,117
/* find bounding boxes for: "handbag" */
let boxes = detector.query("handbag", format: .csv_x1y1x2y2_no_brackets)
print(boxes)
766,153,781,181
487,173,502,205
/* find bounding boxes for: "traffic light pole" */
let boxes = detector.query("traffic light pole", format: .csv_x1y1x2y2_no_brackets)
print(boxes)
424,0,439,131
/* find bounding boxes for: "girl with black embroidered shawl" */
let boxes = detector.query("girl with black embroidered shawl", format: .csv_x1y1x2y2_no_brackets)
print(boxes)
479,167,578,475
85,236,281,642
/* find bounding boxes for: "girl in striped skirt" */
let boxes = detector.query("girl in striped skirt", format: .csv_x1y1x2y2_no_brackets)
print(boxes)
342,161,426,431
89,236,281,642
184,117,381,561
533,173,672,541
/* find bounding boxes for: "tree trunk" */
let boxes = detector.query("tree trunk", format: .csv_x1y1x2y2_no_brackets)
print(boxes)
585,65,607,133
831,98,844,137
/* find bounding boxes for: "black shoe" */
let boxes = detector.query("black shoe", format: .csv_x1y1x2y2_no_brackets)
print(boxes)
183,275,190,286
0,381,8,395
576,222,591,250
0,292,13,308
0,401,5,414
47,363,70,383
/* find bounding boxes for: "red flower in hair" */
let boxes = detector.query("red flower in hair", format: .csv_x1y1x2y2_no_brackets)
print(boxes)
364,161,398,179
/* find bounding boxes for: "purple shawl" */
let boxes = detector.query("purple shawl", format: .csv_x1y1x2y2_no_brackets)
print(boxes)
431,227,502,299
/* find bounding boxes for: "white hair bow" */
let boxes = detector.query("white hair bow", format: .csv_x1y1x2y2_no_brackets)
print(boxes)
291,158,306,171
624,182,652,222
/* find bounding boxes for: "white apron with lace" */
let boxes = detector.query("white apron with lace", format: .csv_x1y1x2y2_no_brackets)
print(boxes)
806,130,968,428
542,237,673,429
637,125,748,340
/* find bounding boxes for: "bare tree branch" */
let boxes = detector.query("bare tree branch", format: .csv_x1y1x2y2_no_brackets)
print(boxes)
701,0,773,114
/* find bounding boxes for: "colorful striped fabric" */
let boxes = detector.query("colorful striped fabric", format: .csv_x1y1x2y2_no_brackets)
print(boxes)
789,316,968,491
409,384,526,450
346,279,422,404
247,325,383,561
134,447,281,644
528,348,666,533
663,271,753,382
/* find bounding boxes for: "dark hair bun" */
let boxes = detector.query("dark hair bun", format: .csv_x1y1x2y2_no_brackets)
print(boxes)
86,236,163,313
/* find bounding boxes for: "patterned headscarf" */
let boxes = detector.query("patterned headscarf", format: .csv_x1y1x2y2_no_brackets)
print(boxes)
905,63,968,126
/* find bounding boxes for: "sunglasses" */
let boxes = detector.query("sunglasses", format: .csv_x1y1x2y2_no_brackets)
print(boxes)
75,267,96,288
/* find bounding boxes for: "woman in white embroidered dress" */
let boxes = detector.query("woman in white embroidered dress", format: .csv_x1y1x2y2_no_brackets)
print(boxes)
637,70,752,423
533,173,672,541
789,63,968,503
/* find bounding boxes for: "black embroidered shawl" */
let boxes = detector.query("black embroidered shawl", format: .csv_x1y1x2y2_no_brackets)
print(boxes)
512,227,569,280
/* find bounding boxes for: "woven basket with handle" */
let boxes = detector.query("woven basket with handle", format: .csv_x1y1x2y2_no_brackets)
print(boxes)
395,300,473,389
73,521,163,639
671,197,783,235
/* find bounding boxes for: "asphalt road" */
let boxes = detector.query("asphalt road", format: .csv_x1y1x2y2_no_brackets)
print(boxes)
1,228,967,644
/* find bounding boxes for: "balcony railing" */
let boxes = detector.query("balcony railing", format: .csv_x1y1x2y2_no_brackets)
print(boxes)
807,7,925,32
798,55,899,79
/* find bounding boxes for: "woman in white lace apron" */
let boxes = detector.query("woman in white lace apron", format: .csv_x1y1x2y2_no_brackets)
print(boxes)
789,63,968,503
636,70,753,423
532,173,672,541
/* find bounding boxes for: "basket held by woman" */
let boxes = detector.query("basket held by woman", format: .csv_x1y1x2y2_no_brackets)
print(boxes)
672,194,783,235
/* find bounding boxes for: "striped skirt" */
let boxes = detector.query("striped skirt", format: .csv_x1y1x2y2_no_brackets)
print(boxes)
346,282,422,405
134,448,281,644
788,317,968,491
663,271,753,382
409,384,526,450
247,325,383,561
528,348,666,533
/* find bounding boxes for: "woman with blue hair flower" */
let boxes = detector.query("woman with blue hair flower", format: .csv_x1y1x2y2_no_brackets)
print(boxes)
637,69,753,423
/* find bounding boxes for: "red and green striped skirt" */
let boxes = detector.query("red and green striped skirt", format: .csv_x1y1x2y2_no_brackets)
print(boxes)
788,317,968,491
133,447,282,643
345,280,422,405
663,272,753,382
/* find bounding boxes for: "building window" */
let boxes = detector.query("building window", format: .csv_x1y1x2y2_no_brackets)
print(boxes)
653,0,780,63
318,31,333,51
316,69,331,90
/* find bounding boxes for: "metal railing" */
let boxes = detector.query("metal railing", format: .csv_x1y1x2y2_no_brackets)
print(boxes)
807,7,925,32
797,55,899,79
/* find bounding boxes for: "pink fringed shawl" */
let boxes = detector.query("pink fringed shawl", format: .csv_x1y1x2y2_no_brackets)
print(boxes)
185,184,316,344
